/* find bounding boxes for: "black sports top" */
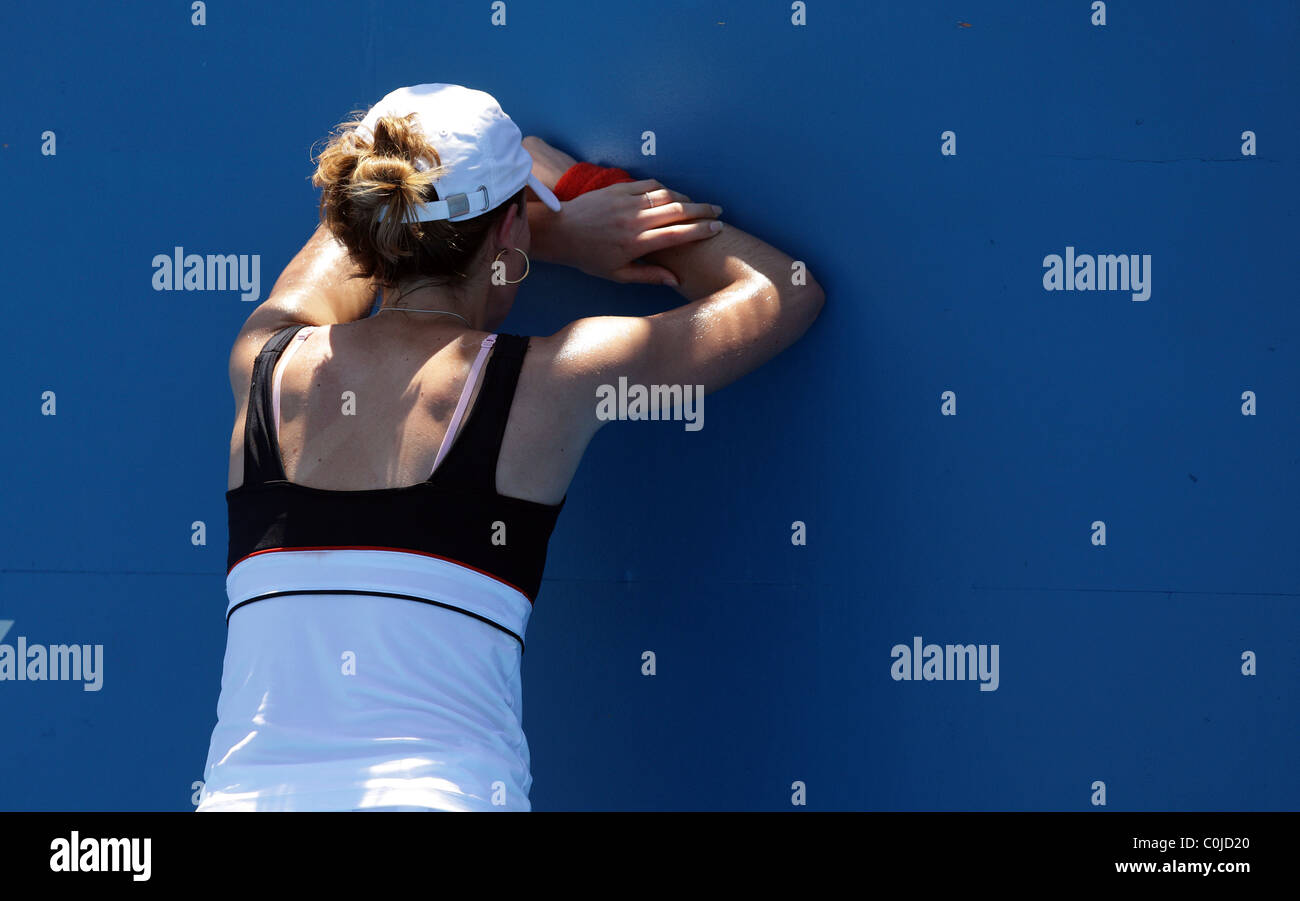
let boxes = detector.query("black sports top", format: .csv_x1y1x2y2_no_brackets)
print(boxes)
227,323,565,609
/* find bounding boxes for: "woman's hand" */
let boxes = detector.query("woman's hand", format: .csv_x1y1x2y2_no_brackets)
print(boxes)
522,137,723,287
530,179,722,286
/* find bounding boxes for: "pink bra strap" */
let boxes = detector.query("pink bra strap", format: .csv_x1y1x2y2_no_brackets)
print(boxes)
272,326,316,437
430,334,497,475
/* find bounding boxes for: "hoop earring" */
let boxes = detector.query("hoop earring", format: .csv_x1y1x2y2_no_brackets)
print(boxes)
494,247,530,284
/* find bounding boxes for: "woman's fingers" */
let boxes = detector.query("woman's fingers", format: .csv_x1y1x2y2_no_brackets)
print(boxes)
619,180,698,204
632,219,724,255
618,178,664,195
657,188,692,204
610,176,706,205
636,200,720,227
634,187,693,209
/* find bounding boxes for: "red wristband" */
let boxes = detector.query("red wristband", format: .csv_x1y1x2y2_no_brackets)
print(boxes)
553,161,636,201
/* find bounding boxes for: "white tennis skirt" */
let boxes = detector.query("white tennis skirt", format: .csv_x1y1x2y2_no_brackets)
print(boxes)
197,549,534,811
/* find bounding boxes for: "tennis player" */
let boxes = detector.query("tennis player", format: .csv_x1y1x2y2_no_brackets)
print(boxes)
196,83,825,811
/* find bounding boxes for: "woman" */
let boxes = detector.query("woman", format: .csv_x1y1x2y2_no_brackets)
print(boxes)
197,84,825,811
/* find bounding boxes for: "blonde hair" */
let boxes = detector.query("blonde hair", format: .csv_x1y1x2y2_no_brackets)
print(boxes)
311,111,525,291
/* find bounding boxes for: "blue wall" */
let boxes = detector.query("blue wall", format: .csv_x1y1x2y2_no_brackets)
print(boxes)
1,0,1295,810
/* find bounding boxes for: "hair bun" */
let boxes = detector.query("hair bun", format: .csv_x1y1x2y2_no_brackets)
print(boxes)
352,154,414,193
311,108,525,289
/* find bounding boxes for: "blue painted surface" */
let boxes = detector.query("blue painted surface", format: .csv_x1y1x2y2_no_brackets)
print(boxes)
0,1,1295,810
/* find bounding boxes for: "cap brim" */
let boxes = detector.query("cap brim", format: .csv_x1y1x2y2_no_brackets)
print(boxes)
527,173,563,212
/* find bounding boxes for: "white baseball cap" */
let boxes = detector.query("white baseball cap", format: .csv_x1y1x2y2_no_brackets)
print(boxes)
359,83,563,223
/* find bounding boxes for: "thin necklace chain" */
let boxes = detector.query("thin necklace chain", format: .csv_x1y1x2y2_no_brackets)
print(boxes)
376,306,470,326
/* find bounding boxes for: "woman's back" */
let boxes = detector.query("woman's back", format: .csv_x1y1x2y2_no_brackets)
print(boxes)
201,320,570,812
227,315,584,506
